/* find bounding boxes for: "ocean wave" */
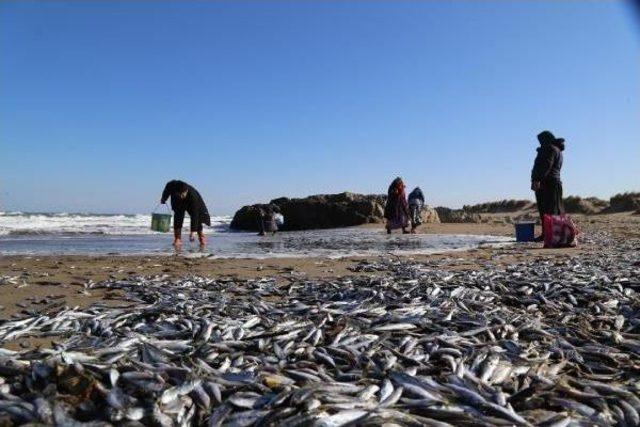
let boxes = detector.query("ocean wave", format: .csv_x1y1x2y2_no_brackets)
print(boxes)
0,212,141,218
0,212,231,236
7,230,108,236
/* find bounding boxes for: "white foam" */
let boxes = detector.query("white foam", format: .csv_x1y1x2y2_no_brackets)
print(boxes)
0,212,231,236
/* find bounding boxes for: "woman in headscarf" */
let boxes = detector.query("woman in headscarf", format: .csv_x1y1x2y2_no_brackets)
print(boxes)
531,130,565,242
384,177,410,234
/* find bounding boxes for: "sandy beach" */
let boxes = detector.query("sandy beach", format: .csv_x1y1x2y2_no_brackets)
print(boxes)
1,212,638,425
2,214,634,329
3,1,640,423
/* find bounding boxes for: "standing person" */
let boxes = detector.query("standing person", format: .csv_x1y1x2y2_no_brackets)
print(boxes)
257,204,280,236
384,177,410,234
160,180,211,249
531,131,565,241
408,187,425,233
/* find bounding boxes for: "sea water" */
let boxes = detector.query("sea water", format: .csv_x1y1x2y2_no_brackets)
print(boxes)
0,212,513,258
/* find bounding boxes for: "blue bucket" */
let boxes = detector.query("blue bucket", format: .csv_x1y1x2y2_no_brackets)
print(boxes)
514,222,535,242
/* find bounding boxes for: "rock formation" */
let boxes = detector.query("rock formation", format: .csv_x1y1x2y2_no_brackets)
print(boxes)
434,207,482,224
231,192,440,231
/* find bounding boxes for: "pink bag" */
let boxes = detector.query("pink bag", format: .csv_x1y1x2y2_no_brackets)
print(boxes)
543,214,579,248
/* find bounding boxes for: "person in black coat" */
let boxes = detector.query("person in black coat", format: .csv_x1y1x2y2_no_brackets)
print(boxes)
160,180,211,249
531,131,565,241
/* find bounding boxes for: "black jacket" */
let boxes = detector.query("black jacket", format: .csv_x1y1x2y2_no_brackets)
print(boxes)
408,187,425,205
161,180,211,232
531,141,564,183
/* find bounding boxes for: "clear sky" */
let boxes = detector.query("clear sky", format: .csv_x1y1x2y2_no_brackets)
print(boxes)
1,1,638,215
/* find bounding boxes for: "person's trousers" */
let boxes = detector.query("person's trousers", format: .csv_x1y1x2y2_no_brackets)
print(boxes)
535,179,564,223
409,204,422,227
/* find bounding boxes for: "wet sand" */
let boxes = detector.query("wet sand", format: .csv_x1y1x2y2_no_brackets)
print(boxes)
0,213,636,350
0,215,640,319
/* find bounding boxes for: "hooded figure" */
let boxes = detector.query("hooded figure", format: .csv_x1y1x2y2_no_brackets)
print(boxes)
408,187,425,233
531,131,565,238
257,203,281,236
161,180,211,248
384,177,410,234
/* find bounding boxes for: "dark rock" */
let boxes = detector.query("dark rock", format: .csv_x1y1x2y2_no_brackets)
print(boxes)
230,192,439,231
230,205,270,231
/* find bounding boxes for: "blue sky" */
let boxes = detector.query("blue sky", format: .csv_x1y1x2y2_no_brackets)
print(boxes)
1,1,638,214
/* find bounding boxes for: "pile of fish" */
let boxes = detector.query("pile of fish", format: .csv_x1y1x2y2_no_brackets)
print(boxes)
1,233,640,426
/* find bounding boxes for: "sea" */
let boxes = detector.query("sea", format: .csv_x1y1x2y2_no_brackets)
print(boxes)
0,212,513,258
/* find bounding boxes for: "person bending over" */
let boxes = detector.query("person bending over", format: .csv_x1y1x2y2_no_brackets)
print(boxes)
160,180,211,249
531,131,565,242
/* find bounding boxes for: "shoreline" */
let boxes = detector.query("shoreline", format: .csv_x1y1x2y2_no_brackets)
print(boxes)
0,214,637,426
0,213,635,346
0,222,516,259
0,239,586,324
0,243,587,351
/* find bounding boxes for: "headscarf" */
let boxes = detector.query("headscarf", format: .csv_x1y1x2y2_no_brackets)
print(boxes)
388,177,405,198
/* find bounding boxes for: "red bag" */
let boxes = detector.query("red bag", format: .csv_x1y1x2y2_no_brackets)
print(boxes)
543,214,579,248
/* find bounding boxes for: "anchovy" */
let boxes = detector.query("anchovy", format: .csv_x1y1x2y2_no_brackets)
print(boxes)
0,232,639,426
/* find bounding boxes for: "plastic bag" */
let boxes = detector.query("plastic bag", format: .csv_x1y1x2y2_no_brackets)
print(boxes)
543,214,579,248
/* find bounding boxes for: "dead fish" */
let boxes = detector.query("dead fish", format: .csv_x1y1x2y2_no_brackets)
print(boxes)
0,236,639,427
